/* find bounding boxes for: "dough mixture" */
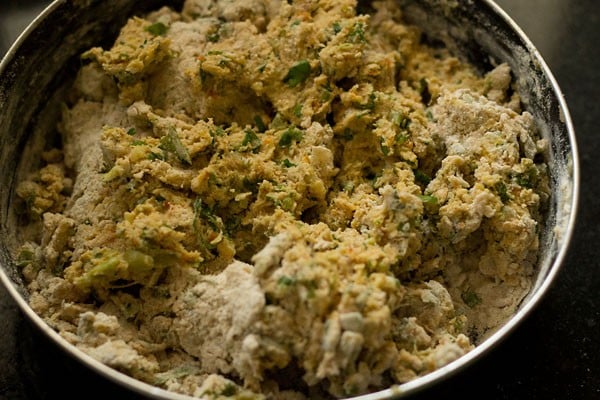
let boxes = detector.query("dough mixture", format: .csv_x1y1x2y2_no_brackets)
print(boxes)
14,0,549,398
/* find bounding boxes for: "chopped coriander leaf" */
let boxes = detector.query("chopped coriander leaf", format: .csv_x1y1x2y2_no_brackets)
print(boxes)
495,182,510,203
278,127,303,147
207,50,223,55
391,111,410,129
253,116,267,133
461,290,482,308
333,21,342,34
206,32,220,42
359,92,377,110
395,133,408,145
127,128,136,136
293,103,303,118
418,194,438,204
159,126,192,164
282,159,296,168
145,22,168,36
414,169,431,185
221,383,238,396
210,126,225,137
284,60,311,88
380,138,390,156
241,129,261,152
278,275,296,286
348,22,366,43
131,140,146,146
148,152,164,161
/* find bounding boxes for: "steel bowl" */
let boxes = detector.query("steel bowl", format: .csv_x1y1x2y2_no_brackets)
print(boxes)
0,0,579,399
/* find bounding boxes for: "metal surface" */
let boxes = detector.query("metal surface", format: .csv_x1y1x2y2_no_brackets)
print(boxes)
0,1,579,399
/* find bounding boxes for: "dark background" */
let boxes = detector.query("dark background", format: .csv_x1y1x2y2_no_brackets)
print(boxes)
0,1,598,399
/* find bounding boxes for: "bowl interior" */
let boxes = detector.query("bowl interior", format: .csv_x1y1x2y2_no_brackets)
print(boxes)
0,0,578,399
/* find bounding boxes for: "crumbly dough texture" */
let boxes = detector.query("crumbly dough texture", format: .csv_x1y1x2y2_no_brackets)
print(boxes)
15,0,549,398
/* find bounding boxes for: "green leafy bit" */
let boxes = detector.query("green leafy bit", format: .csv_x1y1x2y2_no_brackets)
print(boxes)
418,194,438,204
145,22,168,36
278,275,296,286
127,127,136,136
16,246,37,268
333,21,342,34
282,159,296,168
207,32,220,42
461,290,482,308
391,111,410,129
253,116,267,133
210,126,225,137
293,103,303,118
131,140,146,146
348,22,366,43
270,113,288,130
159,127,192,164
380,138,390,156
414,169,431,185
278,127,303,147
284,60,311,88
358,92,377,110
395,133,408,145
495,182,510,203
241,129,261,153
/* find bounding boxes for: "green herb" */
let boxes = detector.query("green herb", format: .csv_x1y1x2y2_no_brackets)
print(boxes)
127,128,136,136
282,158,296,168
278,127,303,147
495,182,510,203
380,138,390,156
515,168,538,188
359,92,377,110
348,22,366,43
461,290,482,308
395,133,408,145
270,113,287,130
241,129,261,153
210,126,225,137
343,181,355,194
418,194,438,204
145,22,168,36
193,198,219,231
148,152,164,161
253,116,267,133
425,110,436,121
293,103,303,118
221,383,238,396
207,50,223,55
159,127,192,164
414,169,431,185
278,275,296,286
16,247,36,268
206,32,220,42
283,60,311,87
333,21,342,34
291,19,301,27
131,140,146,146
391,111,410,129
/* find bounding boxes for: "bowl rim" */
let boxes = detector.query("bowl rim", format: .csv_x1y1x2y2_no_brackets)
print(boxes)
0,0,580,399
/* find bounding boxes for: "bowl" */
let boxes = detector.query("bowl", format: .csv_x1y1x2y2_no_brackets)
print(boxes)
0,0,579,399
